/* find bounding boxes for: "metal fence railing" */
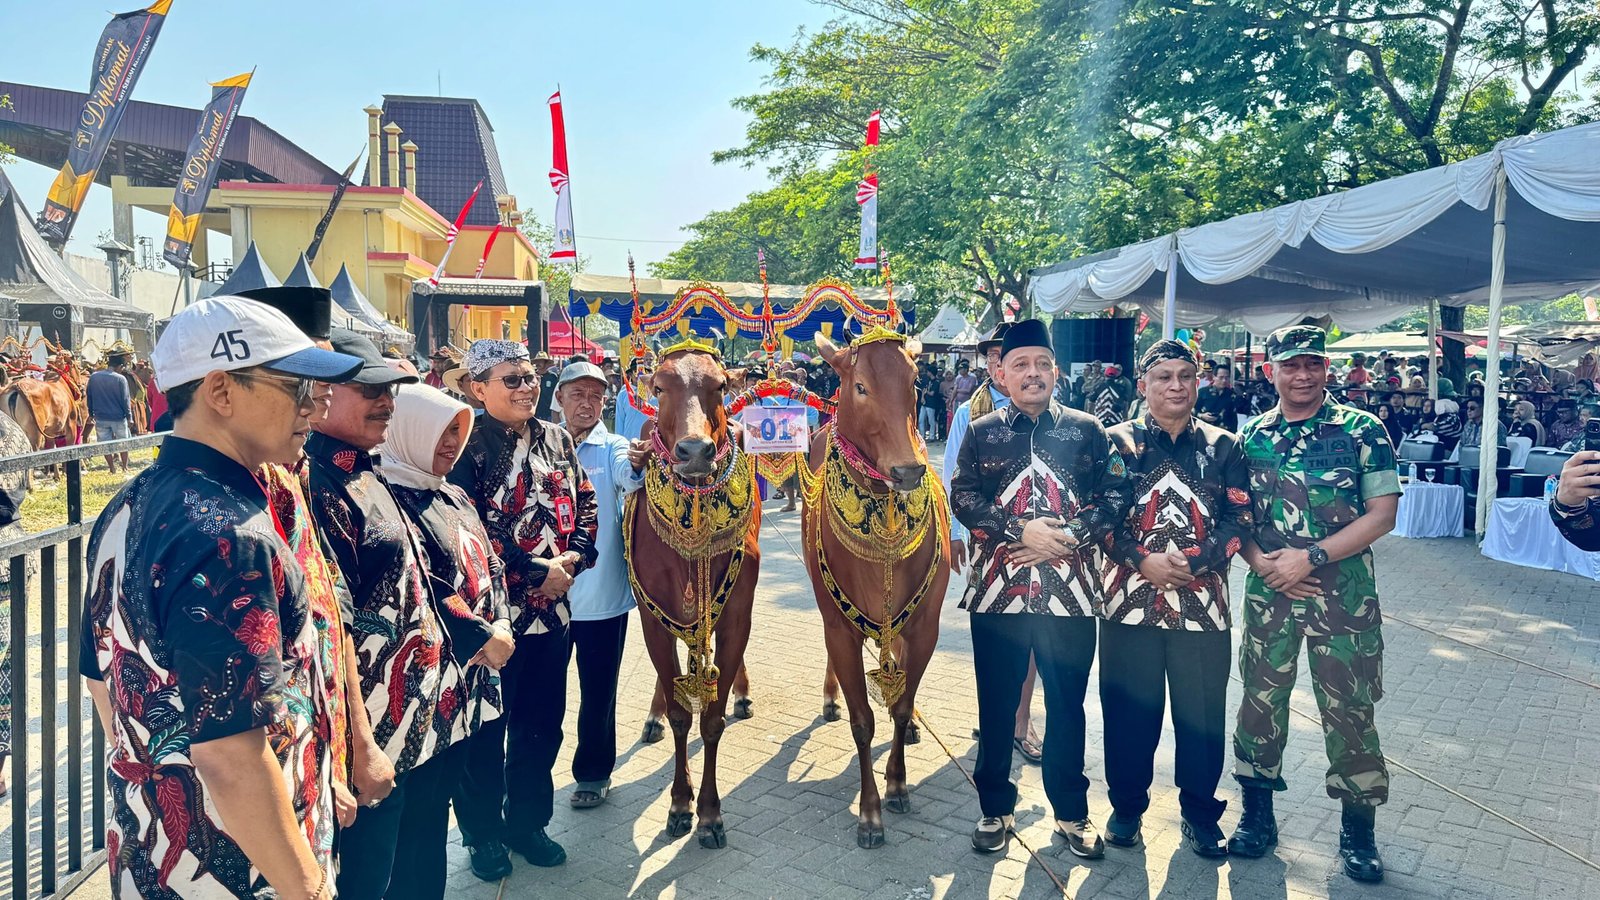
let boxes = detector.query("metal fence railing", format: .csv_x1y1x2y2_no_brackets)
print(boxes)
2,433,165,900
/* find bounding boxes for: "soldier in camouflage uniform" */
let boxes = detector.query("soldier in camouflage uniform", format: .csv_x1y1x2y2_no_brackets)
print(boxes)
1231,325,1400,883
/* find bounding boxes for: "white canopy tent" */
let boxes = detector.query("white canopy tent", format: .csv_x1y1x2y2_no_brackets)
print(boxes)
915,303,982,350
1028,121,1600,535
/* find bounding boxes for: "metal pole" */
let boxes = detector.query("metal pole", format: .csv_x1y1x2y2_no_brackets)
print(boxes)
1162,241,1178,340
1476,166,1509,537
1427,298,1439,400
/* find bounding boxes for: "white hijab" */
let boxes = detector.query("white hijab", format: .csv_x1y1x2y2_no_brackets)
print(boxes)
377,383,474,491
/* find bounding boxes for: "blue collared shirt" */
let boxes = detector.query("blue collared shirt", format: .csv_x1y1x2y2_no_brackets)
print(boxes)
567,421,645,621
943,384,1010,543
615,393,656,441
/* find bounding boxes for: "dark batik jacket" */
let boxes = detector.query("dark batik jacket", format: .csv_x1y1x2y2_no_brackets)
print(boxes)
1102,416,1253,630
448,413,599,635
951,400,1133,616
390,480,510,735
306,433,468,775
81,437,332,896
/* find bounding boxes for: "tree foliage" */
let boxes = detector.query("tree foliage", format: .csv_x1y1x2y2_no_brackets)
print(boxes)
0,93,13,164
658,0,1598,328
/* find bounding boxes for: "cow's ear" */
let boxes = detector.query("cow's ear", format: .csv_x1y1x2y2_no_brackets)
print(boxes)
816,333,849,373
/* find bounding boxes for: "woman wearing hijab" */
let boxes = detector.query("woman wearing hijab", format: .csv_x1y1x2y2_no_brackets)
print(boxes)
376,384,517,895
1509,400,1546,446
1430,399,1464,452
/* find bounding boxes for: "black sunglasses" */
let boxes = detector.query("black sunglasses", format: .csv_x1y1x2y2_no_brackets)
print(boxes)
352,382,400,401
486,373,539,390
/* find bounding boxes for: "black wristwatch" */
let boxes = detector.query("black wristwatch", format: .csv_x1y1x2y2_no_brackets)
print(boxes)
1307,543,1330,567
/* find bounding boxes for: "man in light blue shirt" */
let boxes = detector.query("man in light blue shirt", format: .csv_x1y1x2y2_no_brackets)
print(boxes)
555,362,646,809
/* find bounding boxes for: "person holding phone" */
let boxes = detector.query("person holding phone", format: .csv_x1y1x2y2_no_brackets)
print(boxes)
1552,429,1600,547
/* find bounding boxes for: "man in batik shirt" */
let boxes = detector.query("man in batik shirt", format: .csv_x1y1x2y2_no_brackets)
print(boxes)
1232,325,1399,883
450,339,599,878
308,331,485,899
950,319,1132,859
81,297,361,898
1100,339,1253,858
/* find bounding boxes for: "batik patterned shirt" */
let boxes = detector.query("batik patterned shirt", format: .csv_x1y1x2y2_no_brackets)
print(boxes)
951,401,1133,616
390,481,509,736
306,433,460,775
449,414,599,635
1239,393,1401,636
80,437,332,898
1102,416,1253,630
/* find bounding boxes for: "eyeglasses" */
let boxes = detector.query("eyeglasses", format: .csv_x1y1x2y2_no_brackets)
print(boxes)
244,371,315,410
487,373,539,390
351,382,400,401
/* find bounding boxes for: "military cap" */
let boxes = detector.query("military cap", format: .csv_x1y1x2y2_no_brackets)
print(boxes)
1266,325,1328,362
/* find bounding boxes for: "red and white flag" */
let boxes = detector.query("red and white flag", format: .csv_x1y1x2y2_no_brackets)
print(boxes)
427,178,483,287
473,223,504,279
548,90,578,266
854,109,881,269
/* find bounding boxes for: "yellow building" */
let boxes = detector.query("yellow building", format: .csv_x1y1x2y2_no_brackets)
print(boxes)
108,98,542,345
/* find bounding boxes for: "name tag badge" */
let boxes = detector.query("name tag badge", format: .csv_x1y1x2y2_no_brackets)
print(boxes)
554,494,577,535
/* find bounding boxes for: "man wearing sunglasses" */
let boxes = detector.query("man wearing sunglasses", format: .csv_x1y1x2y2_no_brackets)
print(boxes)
451,339,598,880
307,330,478,898
81,297,363,899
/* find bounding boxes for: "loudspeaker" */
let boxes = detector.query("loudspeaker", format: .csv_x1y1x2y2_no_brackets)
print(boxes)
1050,317,1135,377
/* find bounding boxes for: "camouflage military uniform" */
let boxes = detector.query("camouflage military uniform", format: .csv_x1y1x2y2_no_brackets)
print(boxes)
1234,327,1400,808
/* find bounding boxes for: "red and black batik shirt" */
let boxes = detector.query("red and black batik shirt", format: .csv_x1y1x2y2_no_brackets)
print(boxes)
1101,416,1253,630
448,414,598,635
950,401,1133,616
306,433,461,776
80,437,331,898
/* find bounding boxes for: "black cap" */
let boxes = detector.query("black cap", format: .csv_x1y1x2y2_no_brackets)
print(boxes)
330,327,419,386
977,322,1012,354
236,286,334,341
1000,318,1052,361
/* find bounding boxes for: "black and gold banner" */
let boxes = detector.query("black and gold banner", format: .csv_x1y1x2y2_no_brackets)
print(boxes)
37,0,172,244
163,72,251,269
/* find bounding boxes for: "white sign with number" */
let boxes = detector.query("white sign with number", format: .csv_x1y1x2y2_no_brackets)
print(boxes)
743,406,811,454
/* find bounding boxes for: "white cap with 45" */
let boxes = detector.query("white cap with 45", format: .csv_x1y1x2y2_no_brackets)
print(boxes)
152,295,362,392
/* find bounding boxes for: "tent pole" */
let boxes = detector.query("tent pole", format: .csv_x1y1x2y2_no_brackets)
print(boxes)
1427,298,1438,400
1162,242,1178,340
1476,166,1509,538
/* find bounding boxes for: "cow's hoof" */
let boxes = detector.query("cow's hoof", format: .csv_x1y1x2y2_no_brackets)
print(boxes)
697,822,727,849
822,700,842,722
857,822,885,849
904,721,921,745
666,811,693,838
641,718,666,744
884,791,911,814
732,697,754,720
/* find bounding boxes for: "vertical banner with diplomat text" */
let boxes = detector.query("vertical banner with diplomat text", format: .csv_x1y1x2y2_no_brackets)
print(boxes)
163,72,251,269
38,0,172,244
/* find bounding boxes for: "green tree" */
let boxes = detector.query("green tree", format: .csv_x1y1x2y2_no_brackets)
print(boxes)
0,93,13,164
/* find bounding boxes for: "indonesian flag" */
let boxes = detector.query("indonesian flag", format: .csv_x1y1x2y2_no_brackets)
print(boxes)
425,176,480,285
473,223,504,279
427,179,483,287
854,110,881,269
548,91,578,265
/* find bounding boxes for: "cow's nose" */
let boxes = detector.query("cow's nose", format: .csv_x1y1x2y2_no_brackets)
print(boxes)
674,436,715,464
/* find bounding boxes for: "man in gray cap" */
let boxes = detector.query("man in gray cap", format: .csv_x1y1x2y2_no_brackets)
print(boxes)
554,361,648,810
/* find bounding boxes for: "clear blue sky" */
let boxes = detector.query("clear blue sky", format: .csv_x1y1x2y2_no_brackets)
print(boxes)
2,0,836,275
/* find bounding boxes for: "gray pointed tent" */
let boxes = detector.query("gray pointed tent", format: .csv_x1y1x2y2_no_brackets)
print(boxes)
215,242,282,295
329,263,412,350
283,253,324,289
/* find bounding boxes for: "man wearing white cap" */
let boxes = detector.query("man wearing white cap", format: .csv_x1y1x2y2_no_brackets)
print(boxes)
554,361,648,810
80,297,361,899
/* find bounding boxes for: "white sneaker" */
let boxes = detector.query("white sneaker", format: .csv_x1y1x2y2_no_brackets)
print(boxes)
1056,817,1106,859
971,814,1014,853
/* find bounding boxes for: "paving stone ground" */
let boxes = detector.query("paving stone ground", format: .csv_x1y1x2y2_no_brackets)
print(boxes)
50,449,1600,899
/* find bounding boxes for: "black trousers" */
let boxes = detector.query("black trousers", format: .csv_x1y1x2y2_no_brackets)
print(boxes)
337,741,465,900
569,613,629,785
1099,620,1230,826
454,626,570,845
970,612,1097,821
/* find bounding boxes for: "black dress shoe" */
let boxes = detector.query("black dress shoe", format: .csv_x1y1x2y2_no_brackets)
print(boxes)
1339,806,1385,882
467,840,513,881
1182,817,1229,858
1104,811,1142,848
510,829,567,867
